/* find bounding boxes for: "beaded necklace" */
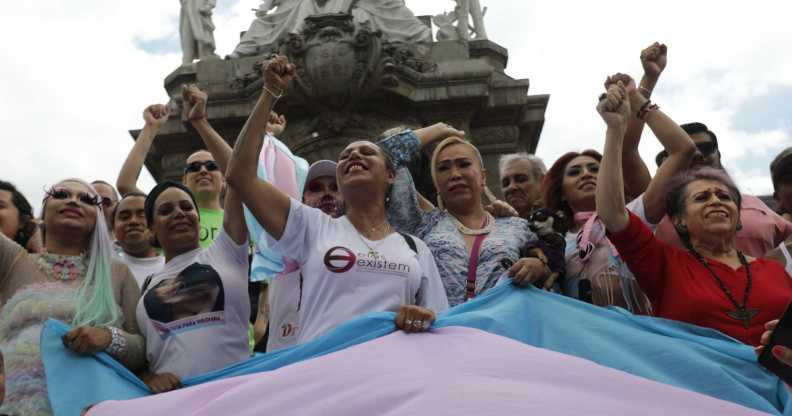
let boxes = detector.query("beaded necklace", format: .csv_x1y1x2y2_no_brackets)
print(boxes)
690,249,757,329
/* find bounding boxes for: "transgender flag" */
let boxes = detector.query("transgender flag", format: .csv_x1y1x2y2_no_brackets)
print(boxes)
243,132,309,282
42,284,792,415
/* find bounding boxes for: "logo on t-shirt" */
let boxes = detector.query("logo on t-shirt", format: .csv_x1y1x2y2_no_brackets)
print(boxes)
324,246,357,273
144,262,226,338
322,246,411,276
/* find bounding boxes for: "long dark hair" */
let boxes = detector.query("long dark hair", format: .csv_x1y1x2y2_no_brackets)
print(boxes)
0,180,35,247
541,150,602,233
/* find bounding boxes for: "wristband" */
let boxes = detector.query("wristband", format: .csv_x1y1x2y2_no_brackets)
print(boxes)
263,85,284,99
639,85,652,97
188,113,207,122
105,326,127,358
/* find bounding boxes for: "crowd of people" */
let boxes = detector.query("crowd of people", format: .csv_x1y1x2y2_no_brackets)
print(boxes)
1,42,792,415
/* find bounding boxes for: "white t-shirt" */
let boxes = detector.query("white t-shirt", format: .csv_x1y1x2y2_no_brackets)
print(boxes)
266,268,301,352
118,252,165,288
136,230,250,379
270,199,449,344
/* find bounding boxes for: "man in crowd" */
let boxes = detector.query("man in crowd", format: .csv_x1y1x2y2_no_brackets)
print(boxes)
771,147,792,221
498,153,546,219
91,180,119,233
653,122,792,257
112,192,165,287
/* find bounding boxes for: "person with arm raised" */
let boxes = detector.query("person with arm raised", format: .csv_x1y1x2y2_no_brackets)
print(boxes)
227,55,448,345
597,79,792,345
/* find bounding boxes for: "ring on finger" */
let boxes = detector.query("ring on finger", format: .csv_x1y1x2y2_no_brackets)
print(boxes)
413,320,424,329
405,319,414,327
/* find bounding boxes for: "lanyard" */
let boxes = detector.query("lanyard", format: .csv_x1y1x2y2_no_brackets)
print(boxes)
465,234,487,300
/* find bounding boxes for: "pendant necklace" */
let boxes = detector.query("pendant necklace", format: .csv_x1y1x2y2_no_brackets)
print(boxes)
691,249,757,329
352,219,391,257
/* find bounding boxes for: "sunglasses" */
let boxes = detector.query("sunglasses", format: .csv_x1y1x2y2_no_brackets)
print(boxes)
184,160,219,174
656,142,718,166
99,197,114,208
45,187,100,206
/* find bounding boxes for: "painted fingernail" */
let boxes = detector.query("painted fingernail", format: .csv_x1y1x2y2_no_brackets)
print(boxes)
773,346,784,357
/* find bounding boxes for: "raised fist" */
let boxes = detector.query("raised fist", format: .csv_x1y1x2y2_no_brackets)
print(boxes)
597,81,630,129
604,73,636,95
640,42,668,79
181,84,208,122
266,111,287,136
261,54,296,95
143,104,169,128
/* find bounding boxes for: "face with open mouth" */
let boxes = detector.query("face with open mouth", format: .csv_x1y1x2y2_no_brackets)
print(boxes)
183,150,224,198
337,141,393,197
561,155,599,213
680,179,740,238
434,143,486,212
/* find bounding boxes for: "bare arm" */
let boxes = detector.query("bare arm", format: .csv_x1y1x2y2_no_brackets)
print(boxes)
182,85,233,173
226,56,295,241
620,42,667,199
116,105,169,195
631,94,696,223
595,82,631,233
412,123,465,149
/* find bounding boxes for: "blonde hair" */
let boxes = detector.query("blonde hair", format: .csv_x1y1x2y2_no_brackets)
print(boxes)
430,136,495,209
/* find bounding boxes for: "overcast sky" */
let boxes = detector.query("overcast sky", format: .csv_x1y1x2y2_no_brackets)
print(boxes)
2,1,790,213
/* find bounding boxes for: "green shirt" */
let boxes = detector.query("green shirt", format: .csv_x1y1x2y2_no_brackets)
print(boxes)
198,208,224,248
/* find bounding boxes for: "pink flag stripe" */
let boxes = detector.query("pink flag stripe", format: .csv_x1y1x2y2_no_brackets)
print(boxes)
87,327,766,416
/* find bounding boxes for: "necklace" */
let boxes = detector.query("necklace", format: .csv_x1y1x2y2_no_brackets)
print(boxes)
35,251,88,282
451,212,494,235
351,219,391,257
691,249,757,329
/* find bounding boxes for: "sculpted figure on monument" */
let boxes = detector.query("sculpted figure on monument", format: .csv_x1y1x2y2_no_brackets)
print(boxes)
180,0,220,65
432,0,488,41
229,0,432,58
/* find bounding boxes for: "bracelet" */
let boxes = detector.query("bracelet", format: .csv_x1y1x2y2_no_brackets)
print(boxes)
263,85,284,99
104,326,127,358
188,113,207,121
639,85,653,97
637,101,660,121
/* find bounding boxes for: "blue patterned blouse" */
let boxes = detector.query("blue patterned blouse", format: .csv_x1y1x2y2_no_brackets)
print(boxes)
380,131,538,307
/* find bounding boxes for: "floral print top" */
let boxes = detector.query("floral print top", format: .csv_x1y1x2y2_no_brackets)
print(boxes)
380,131,538,307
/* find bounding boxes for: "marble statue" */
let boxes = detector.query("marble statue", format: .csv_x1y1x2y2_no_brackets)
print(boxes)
432,0,488,41
180,0,220,65
229,0,432,58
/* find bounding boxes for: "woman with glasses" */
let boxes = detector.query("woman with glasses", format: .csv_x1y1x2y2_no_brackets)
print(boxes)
541,73,698,314
117,86,229,248
0,179,144,415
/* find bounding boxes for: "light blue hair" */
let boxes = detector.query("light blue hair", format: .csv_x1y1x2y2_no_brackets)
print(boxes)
44,179,120,327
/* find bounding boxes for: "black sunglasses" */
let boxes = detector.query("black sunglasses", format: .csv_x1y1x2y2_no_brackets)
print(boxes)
45,187,100,206
656,142,718,167
184,160,219,174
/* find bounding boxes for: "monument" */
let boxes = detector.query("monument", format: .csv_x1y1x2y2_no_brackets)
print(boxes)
133,0,549,199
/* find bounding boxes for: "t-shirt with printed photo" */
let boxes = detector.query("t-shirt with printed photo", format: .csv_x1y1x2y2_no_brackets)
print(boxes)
136,229,249,379
270,199,449,345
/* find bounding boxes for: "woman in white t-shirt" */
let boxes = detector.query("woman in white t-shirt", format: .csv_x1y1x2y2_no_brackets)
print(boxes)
137,180,249,393
227,55,449,345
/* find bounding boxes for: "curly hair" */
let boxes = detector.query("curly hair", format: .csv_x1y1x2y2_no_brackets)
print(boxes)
0,180,35,248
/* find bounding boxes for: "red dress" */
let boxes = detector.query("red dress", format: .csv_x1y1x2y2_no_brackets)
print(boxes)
608,212,792,345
